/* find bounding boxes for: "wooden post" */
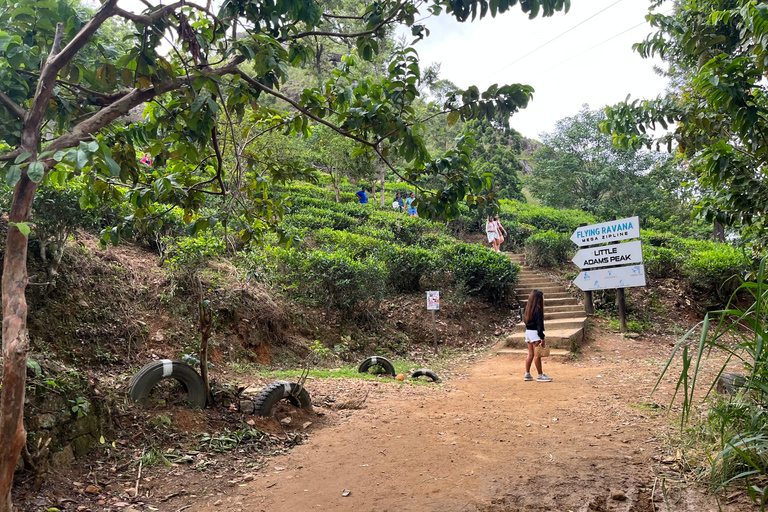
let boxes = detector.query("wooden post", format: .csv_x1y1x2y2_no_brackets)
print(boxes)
578,222,594,315
607,216,627,333
431,310,438,354
617,288,628,333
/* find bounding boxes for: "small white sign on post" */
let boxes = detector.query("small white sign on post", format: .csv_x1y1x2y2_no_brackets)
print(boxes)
574,265,647,291
570,216,640,247
426,291,440,310
572,240,643,269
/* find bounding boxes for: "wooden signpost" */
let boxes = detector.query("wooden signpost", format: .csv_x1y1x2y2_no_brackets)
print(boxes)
570,217,645,333
427,291,439,353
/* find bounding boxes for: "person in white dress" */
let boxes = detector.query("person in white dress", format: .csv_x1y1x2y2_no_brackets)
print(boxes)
486,216,499,251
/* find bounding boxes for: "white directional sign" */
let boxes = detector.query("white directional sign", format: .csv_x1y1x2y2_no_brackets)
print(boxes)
574,265,646,291
572,240,643,269
570,216,640,247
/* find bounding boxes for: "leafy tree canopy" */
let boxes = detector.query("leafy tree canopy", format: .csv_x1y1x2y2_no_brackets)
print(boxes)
530,105,665,219
601,0,768,250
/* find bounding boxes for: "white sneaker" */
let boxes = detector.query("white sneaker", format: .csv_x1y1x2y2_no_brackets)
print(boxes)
524,372,533,381
537,374,553,382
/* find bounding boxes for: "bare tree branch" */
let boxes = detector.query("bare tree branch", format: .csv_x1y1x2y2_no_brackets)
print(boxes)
287,3,404,41
0,91,26,121
25,0,119,146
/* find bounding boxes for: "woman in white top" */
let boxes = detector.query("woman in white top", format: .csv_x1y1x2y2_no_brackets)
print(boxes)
486,215,499,251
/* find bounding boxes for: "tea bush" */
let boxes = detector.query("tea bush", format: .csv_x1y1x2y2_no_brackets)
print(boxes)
683,246,747,297
524,230,573,268
366,210,443,245
441,243,519,304
500,200,595,233
260,246,387,309
312,229,436,292
643,246,684,278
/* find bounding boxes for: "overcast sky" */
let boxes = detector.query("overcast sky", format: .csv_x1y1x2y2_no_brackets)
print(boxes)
408,0,669,140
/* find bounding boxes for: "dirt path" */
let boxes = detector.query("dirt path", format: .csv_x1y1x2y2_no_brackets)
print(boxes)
194,329,739,512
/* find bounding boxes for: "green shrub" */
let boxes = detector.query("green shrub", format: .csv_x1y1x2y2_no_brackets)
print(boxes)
417,233,457,250
312,229,387,258
683,246,747,297
643,245,684,278
386,246,437,292
366,210,442,245
500,200,595,233
281,206,355,231
524,230,573,268
502,221,537,251
163,232,226,279
441,243,519,304
312,229,436,292
351,226,396,242
260,246,387,309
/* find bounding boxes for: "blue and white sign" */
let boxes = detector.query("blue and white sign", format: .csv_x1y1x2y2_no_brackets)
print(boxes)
572,240,643,270
570,216,640,247
574,265,646,291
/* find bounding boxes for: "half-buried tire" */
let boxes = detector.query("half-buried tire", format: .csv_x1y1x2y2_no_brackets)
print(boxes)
411,368,440,382
129,360,207,408
253,381,312,417
358,356,396,376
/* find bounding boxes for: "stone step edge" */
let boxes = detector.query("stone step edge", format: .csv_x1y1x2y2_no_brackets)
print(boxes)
495,348,571,357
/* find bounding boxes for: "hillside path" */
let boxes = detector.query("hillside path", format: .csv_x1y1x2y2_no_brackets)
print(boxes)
195,331,734,512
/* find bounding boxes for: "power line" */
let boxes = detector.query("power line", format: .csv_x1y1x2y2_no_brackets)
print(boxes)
494,0,627,77
532,9,673,79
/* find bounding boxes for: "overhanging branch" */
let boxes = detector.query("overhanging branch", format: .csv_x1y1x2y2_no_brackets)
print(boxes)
0,91,26,120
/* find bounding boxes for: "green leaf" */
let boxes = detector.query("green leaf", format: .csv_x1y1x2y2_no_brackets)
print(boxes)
447,110,460,127
5,165,21,187
104,156,121,176
9,222,31,236
27,161,45,183
14,152,31,164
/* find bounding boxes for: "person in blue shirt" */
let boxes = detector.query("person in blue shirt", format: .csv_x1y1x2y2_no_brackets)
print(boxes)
394,192,404,212
356,186,368,204
406,192,417,216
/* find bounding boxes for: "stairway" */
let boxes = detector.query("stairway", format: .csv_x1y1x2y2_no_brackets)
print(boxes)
501,253,586,352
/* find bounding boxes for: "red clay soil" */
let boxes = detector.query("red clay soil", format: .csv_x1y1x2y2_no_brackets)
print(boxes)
188,330,748,512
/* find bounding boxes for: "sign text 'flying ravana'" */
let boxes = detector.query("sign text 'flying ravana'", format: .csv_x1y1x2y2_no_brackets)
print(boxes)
570,216,640,247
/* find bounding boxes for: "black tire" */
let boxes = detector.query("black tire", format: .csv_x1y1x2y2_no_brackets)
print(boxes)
252,381,312,417
716,372,747,395
129,360,207,408
358,356,396,376
411,368,440,382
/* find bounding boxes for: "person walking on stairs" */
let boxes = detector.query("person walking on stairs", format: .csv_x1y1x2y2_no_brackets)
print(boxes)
523,289,553,382
486,215,500,251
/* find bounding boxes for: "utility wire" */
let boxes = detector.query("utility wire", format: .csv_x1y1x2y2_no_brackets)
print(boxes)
494,0,627,77
532,9,674,79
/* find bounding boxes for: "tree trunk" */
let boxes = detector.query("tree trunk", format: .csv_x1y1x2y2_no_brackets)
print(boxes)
379,170,386,207
1,174,38,512
195,278,213,406
331,169,340,203
371,180,377,204
713,220,725,243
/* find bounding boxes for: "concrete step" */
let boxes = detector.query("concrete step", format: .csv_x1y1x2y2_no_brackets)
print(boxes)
544,310,587,320
516,291,572,300
504,327,584,350
516,286,565,294
517,281,556,288
516,317,587,333
495,348,571,358
520,297,579,307
544,304,586,312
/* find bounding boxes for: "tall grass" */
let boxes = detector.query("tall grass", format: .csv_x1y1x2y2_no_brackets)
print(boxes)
657,258,767,507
